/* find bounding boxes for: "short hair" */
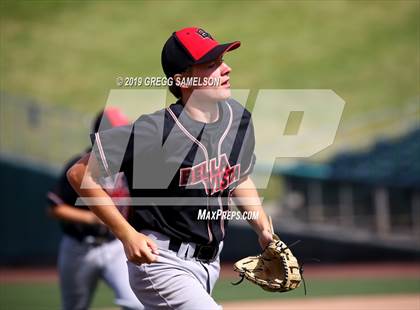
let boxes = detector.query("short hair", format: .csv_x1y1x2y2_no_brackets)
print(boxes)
168,67,191,100
169,84,182,99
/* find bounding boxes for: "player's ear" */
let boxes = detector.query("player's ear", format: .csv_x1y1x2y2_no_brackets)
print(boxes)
174,73,188,90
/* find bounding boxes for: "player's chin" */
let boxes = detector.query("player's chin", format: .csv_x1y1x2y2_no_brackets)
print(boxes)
194,87,231,101
219,87,231,100
211,87,231,101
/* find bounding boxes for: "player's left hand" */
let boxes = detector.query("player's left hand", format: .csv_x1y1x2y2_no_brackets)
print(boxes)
258,229,273,250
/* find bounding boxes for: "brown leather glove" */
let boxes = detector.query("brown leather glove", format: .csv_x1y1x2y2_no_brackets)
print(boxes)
233,234,302,293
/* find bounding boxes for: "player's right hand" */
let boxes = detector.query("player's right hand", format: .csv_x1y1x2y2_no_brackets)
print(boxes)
121,230,159,265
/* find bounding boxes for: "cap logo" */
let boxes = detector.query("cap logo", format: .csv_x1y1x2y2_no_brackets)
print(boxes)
196,28,213,40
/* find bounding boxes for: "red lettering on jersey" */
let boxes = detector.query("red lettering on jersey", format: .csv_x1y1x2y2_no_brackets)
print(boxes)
179,154,240,195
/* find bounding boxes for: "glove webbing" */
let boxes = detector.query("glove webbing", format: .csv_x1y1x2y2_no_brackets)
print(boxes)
232,239,306,294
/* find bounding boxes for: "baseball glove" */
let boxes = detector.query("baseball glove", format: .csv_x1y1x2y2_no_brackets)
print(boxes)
232,234,304,293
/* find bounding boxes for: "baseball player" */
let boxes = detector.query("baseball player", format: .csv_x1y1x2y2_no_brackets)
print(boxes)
67,27,273,309
47,108,143,310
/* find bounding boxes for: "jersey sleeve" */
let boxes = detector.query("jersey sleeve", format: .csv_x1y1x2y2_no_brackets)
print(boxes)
90,115,159,178
90,124,133,178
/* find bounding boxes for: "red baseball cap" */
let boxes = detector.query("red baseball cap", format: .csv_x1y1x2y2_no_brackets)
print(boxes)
161,27,240,78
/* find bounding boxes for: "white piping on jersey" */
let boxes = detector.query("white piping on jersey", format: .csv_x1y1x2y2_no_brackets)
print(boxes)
95,132,112,178
218,195,225,238
166,108,210,169
47,192,64,205
217,101,233,162
166,106,213,244
242,155,254,176
206,209,213,244
217,101,233,239
237,107,254,177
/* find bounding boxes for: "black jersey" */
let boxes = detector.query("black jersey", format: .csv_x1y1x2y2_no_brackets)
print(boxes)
91,99,255,245
47,154,129,242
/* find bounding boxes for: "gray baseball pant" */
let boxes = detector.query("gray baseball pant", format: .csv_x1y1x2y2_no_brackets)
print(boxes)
127,230,223,310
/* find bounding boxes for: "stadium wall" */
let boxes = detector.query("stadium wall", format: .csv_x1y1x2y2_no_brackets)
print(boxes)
0,156,60,265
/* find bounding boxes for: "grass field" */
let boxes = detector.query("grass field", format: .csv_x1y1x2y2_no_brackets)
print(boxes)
1,277,419,310
1,1,418,120
1,0,418,167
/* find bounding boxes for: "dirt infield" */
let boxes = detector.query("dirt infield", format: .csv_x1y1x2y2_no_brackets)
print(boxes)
220,262,420,279
1,262,420,283
0,267,57,283
222,294,420,310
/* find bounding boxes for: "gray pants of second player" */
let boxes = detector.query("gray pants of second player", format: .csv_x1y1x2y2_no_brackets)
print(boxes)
128,230,223,310
58,235,144,310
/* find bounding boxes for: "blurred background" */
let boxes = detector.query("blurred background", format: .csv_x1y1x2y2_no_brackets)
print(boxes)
0,0,419,309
